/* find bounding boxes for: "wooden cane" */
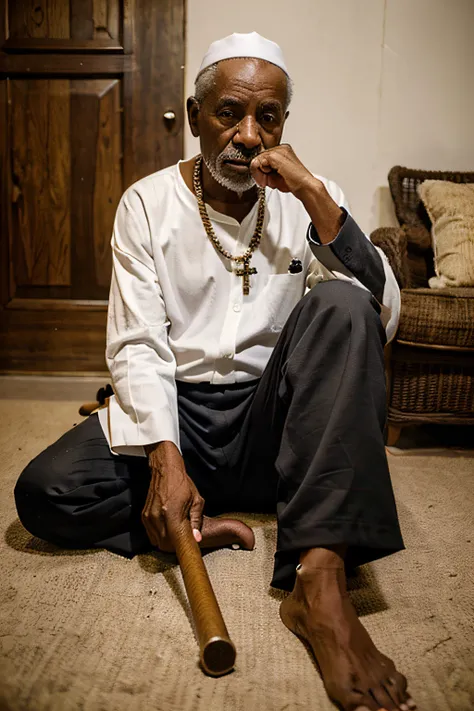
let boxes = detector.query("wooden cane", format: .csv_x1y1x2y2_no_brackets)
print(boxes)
78,389,237,675
171,521,236,677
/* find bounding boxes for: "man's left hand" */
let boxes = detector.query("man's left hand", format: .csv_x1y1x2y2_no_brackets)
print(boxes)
250,144,318,198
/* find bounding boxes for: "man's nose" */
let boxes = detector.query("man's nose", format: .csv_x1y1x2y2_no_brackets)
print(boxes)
233,116,261,150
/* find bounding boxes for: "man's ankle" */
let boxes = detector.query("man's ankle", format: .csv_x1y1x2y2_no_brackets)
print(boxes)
294,546,348,597
298,544,347,571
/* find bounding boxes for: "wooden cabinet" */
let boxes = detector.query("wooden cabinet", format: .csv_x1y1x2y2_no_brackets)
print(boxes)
0,0,185,373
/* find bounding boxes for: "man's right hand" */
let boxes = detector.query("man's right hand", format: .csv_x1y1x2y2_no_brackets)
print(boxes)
142,441,204,552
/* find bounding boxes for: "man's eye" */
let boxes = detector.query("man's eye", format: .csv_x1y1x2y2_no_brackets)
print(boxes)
262,114,276,123
219,110,234,119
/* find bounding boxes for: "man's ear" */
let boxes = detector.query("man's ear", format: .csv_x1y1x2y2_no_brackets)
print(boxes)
187,97,201,138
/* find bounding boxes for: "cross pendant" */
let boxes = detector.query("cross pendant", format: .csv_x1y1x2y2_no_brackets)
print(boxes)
235,259,257,295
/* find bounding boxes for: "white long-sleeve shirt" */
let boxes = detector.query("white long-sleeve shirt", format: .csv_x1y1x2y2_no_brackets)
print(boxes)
98,161,400,456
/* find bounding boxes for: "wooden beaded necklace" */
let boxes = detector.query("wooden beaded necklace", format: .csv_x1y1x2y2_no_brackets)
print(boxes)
193,154,266,295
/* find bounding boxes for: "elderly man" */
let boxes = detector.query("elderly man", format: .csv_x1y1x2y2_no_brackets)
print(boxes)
15,33,415,711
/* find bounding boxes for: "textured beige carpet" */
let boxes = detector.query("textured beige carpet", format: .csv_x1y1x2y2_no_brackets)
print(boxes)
0,377,473,711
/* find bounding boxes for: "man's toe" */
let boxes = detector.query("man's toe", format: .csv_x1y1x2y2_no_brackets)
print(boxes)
385,672,411,708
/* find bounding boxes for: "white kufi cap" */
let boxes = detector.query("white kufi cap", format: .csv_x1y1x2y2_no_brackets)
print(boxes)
197,32,289,80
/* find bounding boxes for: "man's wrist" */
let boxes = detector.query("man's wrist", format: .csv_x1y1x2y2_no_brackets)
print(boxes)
292,174,322,202
300,181,344,245
145,440,182,469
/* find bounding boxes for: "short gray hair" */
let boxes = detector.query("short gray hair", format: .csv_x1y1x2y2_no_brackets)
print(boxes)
194,60,293,110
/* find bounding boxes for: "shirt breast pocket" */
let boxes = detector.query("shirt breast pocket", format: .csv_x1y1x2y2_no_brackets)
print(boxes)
264,273,306,333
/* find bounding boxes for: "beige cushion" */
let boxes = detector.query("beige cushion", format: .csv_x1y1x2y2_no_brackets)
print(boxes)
418,180,474,288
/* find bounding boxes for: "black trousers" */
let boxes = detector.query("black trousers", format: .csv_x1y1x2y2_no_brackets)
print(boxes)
14,281,404,591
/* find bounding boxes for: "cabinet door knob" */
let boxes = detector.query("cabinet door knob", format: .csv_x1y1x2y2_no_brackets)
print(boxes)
163,111,176,121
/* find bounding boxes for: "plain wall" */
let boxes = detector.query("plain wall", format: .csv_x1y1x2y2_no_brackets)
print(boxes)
184,0,474,234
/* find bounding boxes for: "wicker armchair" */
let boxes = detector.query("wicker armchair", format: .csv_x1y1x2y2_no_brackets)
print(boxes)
370,166,474,445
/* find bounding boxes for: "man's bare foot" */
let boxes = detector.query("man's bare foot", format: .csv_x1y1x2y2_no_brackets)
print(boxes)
199,516,255,550
280,547,416,711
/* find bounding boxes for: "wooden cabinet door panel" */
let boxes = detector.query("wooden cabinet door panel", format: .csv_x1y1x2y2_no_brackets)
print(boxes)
11,78,72,291
70,78,122,299
0,0,185,374
6,0,122,48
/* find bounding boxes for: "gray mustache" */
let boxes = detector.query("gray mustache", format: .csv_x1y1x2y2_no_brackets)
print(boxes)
219,147,262,163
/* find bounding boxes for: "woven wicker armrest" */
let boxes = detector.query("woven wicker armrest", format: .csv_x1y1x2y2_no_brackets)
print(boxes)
370,227,409,289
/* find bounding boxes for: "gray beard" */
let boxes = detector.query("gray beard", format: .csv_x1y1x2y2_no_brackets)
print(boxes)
203,147,259,197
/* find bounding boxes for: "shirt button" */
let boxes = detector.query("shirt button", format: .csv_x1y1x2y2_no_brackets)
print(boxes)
233,303,241,313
